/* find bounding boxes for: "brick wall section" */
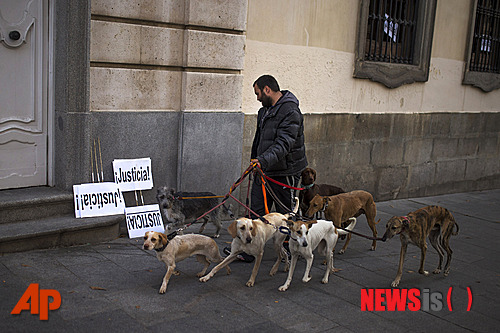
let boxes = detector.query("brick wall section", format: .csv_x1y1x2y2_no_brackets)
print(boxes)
242,112,500,202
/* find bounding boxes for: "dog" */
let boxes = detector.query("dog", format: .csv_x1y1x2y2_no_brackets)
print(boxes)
305,190,379,254
143,231,230,293
278,217,357,291
299,167,345,216
200,198,299,287
381,205,459,287
156,187,234,238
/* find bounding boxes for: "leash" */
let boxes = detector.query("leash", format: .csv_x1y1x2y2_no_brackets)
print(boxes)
174,195,225,200
171,196,232,234
260,168,386,242
279,219,385,242
261,173,305,191
167,163,258,235
226,192,274,228
254,166,306,220
166,164,310,238
338,227,385,241
261,173,269,214
335,221,386,241
254,166,291,212
245,173,252,218
166,163,385,243
302,195,384,241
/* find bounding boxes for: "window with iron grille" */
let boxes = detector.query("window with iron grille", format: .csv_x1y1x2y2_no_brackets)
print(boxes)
463,0,500,92
354,0,437,88
365,0,418,64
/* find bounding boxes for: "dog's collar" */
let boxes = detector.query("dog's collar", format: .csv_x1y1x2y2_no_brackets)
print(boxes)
280,225,297,241
302,183,314,190
401,216,411,229
155,231,177,252
320,199,328,213
155,241,169,252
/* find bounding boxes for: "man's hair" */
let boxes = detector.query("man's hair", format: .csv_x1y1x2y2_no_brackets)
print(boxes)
253,75,280,92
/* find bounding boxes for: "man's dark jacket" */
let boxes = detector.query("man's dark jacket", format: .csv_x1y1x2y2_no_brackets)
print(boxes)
251,90,308,177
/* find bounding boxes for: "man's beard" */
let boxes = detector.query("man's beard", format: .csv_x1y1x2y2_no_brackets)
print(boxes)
261,93,273,107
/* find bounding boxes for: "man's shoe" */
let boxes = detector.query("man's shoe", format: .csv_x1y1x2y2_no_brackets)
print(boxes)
237,252,255,262
223,247,254,262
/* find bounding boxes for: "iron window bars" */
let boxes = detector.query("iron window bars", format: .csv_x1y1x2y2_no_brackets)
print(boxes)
365,0,419,64
464,0,500,91
469,0,500,74
354,0,437,88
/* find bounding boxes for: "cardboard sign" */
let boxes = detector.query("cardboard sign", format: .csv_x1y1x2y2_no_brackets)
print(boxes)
113,158,153,192
73,182,125,218
125,204,164,238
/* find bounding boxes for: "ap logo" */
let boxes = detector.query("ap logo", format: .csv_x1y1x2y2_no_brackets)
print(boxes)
11,283,61,320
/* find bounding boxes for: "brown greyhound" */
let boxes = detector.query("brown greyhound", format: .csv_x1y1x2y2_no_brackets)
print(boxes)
381,205,459,287
305,190,379,254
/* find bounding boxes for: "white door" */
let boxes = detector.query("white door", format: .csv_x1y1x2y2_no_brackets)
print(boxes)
0,0,48,189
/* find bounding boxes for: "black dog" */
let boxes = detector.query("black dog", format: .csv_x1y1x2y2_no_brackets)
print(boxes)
156,187,234,238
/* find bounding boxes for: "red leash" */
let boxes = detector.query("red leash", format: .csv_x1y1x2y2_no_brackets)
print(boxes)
258,168,305,191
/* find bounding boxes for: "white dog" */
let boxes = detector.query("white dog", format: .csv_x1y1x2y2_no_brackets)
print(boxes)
278,218,357,291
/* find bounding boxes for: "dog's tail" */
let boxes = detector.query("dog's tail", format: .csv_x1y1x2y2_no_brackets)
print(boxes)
284,197,300,219
292,197,299,214
447,209,460,236
337,217,357,236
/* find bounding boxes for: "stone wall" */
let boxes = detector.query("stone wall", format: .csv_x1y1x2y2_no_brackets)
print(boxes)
88,0,248,203
239,0,500,206
52,0,499,216
241,112,500,203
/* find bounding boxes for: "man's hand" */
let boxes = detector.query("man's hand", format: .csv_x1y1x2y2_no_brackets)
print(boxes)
250,159,261,168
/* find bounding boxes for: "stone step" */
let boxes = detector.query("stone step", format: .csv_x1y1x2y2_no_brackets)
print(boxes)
0,187,74,224
0,214,123,253
0,187,123,253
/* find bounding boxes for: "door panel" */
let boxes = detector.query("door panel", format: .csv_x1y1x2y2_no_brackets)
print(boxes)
0,0,47,189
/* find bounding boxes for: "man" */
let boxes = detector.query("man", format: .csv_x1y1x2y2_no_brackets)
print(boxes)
224,75,308,262
250,74,308,216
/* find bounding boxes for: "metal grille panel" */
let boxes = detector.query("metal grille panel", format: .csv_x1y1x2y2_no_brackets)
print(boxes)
365,0,419,64
470,0,500,73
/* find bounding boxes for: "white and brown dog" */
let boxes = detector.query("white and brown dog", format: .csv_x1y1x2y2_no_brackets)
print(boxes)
200,199,299,287
278,218,356,291
143,231,230,293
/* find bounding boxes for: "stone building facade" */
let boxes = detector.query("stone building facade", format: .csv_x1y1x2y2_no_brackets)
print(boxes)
1,0,499,207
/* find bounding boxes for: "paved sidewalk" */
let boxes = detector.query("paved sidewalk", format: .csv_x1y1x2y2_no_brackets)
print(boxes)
1,190,499,332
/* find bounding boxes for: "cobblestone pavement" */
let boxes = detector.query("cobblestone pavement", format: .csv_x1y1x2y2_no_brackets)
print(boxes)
1,189,499,332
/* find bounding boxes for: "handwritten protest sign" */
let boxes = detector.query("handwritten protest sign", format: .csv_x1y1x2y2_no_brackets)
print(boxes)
125,204,164,238
73,182,125,218
113,158,153,192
